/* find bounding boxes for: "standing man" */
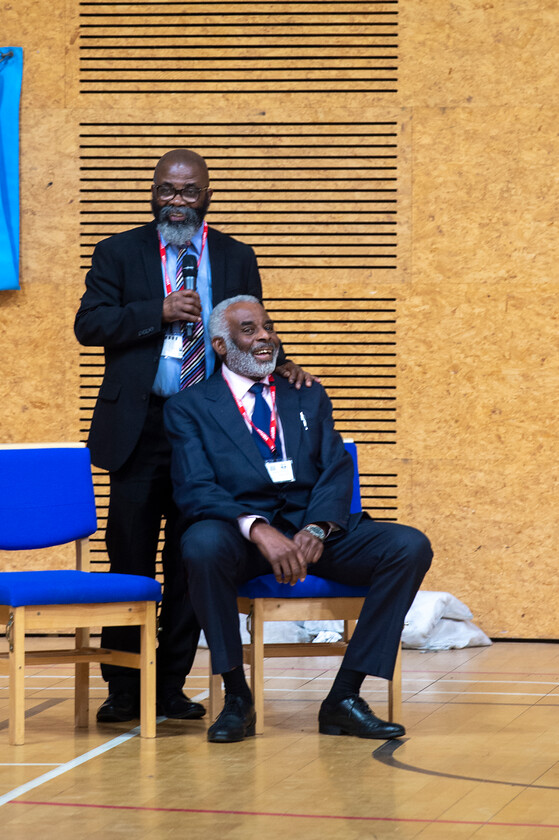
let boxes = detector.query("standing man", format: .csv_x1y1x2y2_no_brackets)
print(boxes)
75,150,311,723
164,296,433,743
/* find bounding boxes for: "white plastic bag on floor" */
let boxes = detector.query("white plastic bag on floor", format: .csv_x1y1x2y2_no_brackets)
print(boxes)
405,617,492,650
401,590,473,647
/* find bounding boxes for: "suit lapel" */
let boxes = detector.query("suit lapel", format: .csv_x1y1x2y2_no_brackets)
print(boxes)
140,221,165,300
204,374,271,480
208,227,226,307
273,377,302,464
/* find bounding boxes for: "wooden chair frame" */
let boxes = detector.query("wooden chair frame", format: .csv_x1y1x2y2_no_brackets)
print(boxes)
0,536,157,745
209,595,402,734
0,444,158,745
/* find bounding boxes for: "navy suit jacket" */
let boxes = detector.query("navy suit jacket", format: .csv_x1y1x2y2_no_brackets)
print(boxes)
74,220,263,472
164,372,361,535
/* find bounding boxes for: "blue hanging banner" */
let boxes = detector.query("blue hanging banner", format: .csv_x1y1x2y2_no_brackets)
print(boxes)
0,47,22,291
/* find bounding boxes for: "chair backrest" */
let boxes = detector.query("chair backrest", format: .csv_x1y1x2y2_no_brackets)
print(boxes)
343,440,362,514
0,444,97,550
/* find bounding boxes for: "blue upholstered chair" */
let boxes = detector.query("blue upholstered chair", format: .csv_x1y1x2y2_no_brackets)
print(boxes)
208,441,402,733
0,444,161,744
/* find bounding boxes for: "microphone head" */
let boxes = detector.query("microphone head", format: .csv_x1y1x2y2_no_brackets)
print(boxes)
182,254,198,290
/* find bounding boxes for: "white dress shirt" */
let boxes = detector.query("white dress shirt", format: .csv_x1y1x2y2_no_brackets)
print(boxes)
221,364,287,540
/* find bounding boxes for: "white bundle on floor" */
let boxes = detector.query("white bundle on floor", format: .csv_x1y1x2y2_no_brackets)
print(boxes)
401,591,492,650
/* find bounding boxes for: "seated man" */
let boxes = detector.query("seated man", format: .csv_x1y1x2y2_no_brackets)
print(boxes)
164,295,433,743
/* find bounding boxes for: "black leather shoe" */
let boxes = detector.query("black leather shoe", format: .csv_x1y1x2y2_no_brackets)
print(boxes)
96,692,139,723
319,695,405,739
156,691,206,720
207,694,256,743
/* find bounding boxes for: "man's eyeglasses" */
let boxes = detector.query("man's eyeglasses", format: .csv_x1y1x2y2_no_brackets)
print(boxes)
154,183,211,203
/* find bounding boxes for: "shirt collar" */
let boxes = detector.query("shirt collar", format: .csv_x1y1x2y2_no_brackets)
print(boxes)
221,364,270,400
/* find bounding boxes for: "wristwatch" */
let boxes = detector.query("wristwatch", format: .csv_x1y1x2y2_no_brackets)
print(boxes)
303,523,327,542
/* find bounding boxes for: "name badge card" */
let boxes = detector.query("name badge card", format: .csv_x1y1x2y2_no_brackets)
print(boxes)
162,332,182,359
265,459,295,484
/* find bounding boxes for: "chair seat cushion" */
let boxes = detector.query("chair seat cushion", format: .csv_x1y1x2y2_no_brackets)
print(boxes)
0,570,162,607
238,573,368,600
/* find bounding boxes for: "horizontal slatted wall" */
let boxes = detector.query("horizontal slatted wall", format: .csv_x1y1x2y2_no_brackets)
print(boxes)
79,0,398,94
78,121,398,272
78,121,399,566
265,298,397,520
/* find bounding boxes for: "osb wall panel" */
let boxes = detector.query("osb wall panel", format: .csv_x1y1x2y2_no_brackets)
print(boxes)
0,0,557,637
402,1,559,108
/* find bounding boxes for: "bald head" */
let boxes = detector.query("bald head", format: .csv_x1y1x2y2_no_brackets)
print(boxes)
154,149,209,183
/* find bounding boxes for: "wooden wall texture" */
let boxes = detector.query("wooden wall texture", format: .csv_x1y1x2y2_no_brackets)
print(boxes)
0,1,557,639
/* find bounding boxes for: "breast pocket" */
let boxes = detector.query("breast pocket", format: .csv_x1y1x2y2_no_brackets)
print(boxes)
98,379,121,402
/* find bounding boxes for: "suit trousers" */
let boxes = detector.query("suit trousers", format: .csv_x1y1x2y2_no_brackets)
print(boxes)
101,395,200,695
181,517,432,682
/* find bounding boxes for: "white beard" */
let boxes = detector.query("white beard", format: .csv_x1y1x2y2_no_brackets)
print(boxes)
224,337,278,379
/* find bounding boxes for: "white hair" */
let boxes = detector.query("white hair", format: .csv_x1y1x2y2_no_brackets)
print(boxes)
208,295,262,341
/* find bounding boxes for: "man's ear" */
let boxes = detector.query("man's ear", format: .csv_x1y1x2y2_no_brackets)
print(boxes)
212,336,226,357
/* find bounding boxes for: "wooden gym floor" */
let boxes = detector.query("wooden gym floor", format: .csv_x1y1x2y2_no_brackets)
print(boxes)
1,640,558,839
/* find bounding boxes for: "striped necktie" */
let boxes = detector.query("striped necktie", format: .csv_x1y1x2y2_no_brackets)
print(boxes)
175,247,205,390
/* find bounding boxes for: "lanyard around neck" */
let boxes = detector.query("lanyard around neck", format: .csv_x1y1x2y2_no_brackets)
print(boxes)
223,373,279,456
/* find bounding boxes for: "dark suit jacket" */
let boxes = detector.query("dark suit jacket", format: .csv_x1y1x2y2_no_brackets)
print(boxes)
74,220,263,472
164,372,360,535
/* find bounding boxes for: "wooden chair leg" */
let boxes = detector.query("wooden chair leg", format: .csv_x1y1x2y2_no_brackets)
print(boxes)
140,602,157,738
343,619,357,642
249,601,264,734
9,607,25,746
75,627,90,728
208,674,223,722
388,643,402,723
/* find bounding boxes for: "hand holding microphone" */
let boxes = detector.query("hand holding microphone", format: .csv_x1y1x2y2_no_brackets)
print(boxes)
162,255,201,326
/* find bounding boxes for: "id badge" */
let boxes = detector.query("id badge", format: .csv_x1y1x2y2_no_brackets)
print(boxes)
162,332,182,359
265,458,295,483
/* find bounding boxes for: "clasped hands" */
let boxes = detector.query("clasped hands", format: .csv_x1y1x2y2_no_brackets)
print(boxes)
250,520,324,586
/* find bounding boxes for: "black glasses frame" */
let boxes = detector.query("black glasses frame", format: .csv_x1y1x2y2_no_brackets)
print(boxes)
154,183,211,202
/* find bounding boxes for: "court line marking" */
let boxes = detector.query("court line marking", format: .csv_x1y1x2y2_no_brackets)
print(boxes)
0,690,210,780
8,799,559,829
0,726,142,807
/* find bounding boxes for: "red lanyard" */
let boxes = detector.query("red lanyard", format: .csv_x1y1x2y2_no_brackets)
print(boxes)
157,221,208,296
224,374,279,456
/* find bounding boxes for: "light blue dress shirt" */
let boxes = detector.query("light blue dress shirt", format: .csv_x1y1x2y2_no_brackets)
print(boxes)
152,223,215,397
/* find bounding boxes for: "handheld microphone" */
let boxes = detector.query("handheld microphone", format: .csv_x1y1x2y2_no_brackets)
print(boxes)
182,255,198,338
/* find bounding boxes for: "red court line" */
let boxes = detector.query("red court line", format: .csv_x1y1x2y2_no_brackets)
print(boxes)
12,800,559,829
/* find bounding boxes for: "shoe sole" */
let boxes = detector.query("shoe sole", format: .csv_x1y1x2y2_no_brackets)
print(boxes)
319,722,404,739
97,712,138,723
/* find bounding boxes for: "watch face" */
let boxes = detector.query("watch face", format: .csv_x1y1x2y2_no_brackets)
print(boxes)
305,524,326,541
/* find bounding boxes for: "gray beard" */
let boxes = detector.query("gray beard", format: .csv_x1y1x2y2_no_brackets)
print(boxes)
155,205,203,247
157,220,199,246
224,337,278,379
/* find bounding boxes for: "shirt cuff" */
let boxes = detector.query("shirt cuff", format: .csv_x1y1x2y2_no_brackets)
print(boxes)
238,514,270,541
